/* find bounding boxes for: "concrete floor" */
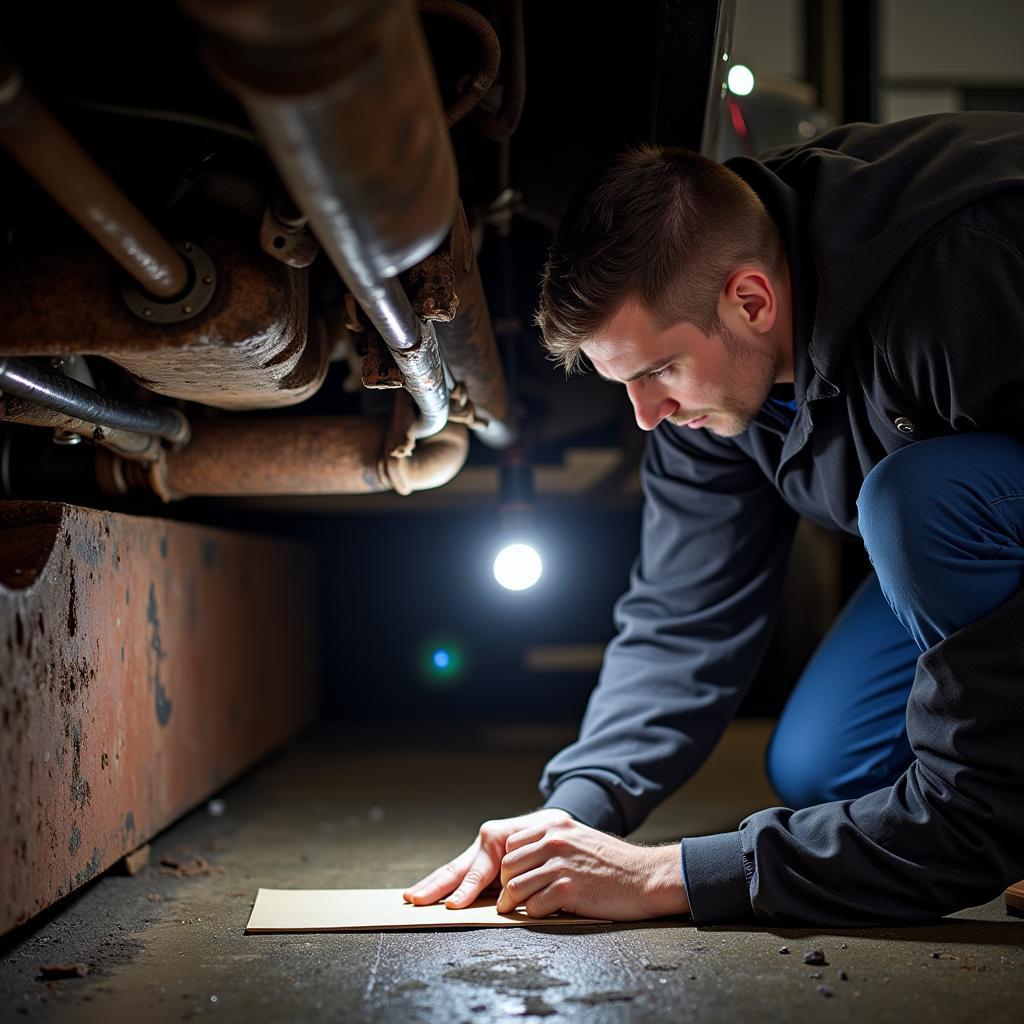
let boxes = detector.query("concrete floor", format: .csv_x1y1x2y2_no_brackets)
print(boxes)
1,720,1021,1023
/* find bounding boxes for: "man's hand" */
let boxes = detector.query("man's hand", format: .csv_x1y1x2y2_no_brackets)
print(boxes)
402,809,571,909
495,817,690,921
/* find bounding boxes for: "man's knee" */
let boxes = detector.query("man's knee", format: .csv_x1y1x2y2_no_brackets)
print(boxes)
765,733,837,809
765,732,903,810
765,741,821,809
859,434,1024,584
857,441,939,575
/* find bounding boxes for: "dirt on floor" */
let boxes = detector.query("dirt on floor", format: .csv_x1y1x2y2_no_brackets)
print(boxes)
2,720,1022,1023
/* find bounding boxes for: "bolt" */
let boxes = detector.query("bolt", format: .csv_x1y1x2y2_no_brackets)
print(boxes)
203,276,213,285
184,243,193,253
143,307,153,317
182,305,192,315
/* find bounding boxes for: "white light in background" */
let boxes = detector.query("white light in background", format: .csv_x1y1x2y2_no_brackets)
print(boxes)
493,542,543,591
727,64,755,96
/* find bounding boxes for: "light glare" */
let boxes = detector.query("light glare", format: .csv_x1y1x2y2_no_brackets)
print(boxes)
493,543,543,591
727,64,755,96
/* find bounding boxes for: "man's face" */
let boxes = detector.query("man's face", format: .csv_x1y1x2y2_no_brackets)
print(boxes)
581,302,782,437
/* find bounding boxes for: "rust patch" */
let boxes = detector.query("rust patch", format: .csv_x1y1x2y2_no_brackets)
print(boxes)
1,500,317,934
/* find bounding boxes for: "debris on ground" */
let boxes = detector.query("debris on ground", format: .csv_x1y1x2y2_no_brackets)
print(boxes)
566,991,638,1005
207,838,229,852
38,962,88,980
803,949,828,966
817,985,833,998
160,852,225,878
394,980,429,992
145,893,163,902
643,962,680,971
118,844,151,876
521,995,557,1016
930,951,959,960
808,972,822,979
837,969,849,981
777,946,790,955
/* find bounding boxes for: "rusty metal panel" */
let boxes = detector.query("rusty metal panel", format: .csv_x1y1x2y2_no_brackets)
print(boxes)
0,501,317,934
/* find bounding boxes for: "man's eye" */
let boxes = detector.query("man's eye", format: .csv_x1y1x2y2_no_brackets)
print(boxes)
648,366,670,381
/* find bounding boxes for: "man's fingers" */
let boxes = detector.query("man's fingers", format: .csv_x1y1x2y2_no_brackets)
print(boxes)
444,843,502,908
402,846,476,905
505,824,547,853
523,877,576,918
495,864,561,914
500,840,545,888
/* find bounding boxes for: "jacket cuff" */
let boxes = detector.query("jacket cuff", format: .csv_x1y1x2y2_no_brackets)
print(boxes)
543,776,626,835
681,831,754,923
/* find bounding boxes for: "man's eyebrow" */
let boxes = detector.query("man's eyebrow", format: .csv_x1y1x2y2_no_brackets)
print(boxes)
594,359,672,384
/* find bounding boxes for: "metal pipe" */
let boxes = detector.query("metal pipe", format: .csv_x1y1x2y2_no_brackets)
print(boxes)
142,415,468,499
0,65,189,299
0,358,189,444
418,0,502,128
183,0,458,432
390,322,451,439
436,205,515,446
0,394,162,462
475,0,525,141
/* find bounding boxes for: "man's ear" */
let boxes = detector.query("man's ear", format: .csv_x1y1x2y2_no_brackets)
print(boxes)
722,267,777,333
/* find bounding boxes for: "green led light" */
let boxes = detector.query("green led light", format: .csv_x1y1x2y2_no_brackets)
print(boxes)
418,636,467,690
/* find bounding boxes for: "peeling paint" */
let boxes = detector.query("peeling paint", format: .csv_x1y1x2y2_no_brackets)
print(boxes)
67,573,77,638
70,721,91,809
201,538,219,571
145,583,173,728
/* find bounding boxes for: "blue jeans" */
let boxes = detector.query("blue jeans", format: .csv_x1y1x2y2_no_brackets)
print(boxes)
767,433,1024,809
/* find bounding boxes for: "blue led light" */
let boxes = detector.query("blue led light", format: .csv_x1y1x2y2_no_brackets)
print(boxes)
432,649,451,670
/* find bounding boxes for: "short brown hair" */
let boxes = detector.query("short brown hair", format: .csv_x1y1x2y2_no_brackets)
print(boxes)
537,145,785,374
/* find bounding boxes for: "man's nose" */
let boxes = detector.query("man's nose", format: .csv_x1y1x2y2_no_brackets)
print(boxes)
626,381,678,431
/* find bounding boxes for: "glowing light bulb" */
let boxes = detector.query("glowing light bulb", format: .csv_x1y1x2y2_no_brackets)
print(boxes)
493,542,543,591
432,649,450,670
727,64,755,96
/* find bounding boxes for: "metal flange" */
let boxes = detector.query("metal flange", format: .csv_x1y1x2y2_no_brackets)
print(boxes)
122,242,216,324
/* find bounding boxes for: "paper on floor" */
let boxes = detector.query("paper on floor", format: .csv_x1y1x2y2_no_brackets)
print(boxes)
245,888,611,932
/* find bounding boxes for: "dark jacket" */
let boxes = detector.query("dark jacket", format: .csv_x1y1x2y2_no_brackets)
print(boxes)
539,113,1024,924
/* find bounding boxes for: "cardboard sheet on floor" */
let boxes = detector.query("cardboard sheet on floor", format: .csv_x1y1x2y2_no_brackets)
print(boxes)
245,888,611,932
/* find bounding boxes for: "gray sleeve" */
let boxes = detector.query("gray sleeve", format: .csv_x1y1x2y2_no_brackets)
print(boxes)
539,422,798,836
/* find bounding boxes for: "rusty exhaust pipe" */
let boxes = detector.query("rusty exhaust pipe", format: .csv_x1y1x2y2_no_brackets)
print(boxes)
127,415,469,500
182,0,459,436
